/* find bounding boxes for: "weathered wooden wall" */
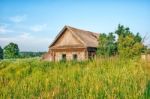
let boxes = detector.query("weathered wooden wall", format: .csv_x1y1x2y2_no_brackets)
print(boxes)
54,51,86,61
50,48,88,61
54,29,83,47
141,54,150,62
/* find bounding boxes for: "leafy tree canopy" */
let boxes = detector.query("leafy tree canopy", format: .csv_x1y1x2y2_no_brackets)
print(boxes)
97,24,144,58
3,42,19,59
115,24,144,58
97,32,117,57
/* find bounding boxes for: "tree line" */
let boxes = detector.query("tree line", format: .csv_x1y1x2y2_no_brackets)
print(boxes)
0,43,45,59
96,24,149,58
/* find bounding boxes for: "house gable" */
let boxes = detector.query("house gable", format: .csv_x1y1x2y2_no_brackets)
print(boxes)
51,28,84,48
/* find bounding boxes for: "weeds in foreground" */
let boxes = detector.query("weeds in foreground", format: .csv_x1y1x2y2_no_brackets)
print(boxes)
0,57,150,99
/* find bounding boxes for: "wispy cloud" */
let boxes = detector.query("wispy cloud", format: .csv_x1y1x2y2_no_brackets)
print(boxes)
10,15,27,23
19,32,33,39
30,24,47,32
0,32,32,42
0,25,13,34
0,32,52,51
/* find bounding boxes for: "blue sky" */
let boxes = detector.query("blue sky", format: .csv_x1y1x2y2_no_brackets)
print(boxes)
0,0,150,51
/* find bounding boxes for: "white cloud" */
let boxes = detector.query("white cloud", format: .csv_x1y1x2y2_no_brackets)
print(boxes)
30,24,47,32
10,15,27,23
0,26,7,34
0,32,52,51
0,26,13,34
19,32,33,39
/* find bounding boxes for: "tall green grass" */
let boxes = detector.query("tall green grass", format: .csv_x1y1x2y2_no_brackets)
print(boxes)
0,57,150,99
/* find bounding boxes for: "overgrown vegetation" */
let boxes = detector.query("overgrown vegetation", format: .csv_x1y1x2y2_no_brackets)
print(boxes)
97,24,145,58
97,33,117,56
146,48,150,54
115,24,144,58
19,51,46,58
0,58,150,98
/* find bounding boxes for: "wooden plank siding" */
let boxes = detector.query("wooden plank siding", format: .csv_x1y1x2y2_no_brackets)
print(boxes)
49,48,88,61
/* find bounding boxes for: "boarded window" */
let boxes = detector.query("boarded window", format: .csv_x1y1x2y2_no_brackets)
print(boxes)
62,54,66,61
73,54,77,60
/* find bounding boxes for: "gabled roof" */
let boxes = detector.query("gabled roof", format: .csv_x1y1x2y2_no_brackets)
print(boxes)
49,25,99,48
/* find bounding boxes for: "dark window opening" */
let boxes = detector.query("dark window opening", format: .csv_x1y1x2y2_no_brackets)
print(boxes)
73,54,77,60
62,54,66,61
88,52,96,59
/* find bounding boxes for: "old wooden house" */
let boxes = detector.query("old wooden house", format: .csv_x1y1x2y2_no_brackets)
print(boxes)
43,26,99,61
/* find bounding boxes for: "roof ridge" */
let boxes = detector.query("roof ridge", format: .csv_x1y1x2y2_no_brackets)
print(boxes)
65,25,99,35
49,25,99,48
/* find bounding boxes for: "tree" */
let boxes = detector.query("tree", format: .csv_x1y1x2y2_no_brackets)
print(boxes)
97,33,107,56
0,46,3,59
106,33,118,56
97,33,117,56
3,42,19,59
115,24,144,58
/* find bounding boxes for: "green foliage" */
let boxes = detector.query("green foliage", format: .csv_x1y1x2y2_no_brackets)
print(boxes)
19,51,46,58
3,42,19,59
0,46,3,59
147,49,150,54
115,24,144,58
97,33,117,56
97,24,144,58
0,58,149,98
2,42,45,59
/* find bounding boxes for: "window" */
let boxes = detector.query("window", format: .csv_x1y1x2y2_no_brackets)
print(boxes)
73,54,77,60
62,54,66,61
88,51,95,59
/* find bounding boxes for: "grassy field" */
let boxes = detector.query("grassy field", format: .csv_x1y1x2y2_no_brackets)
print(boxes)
0,57,150,99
